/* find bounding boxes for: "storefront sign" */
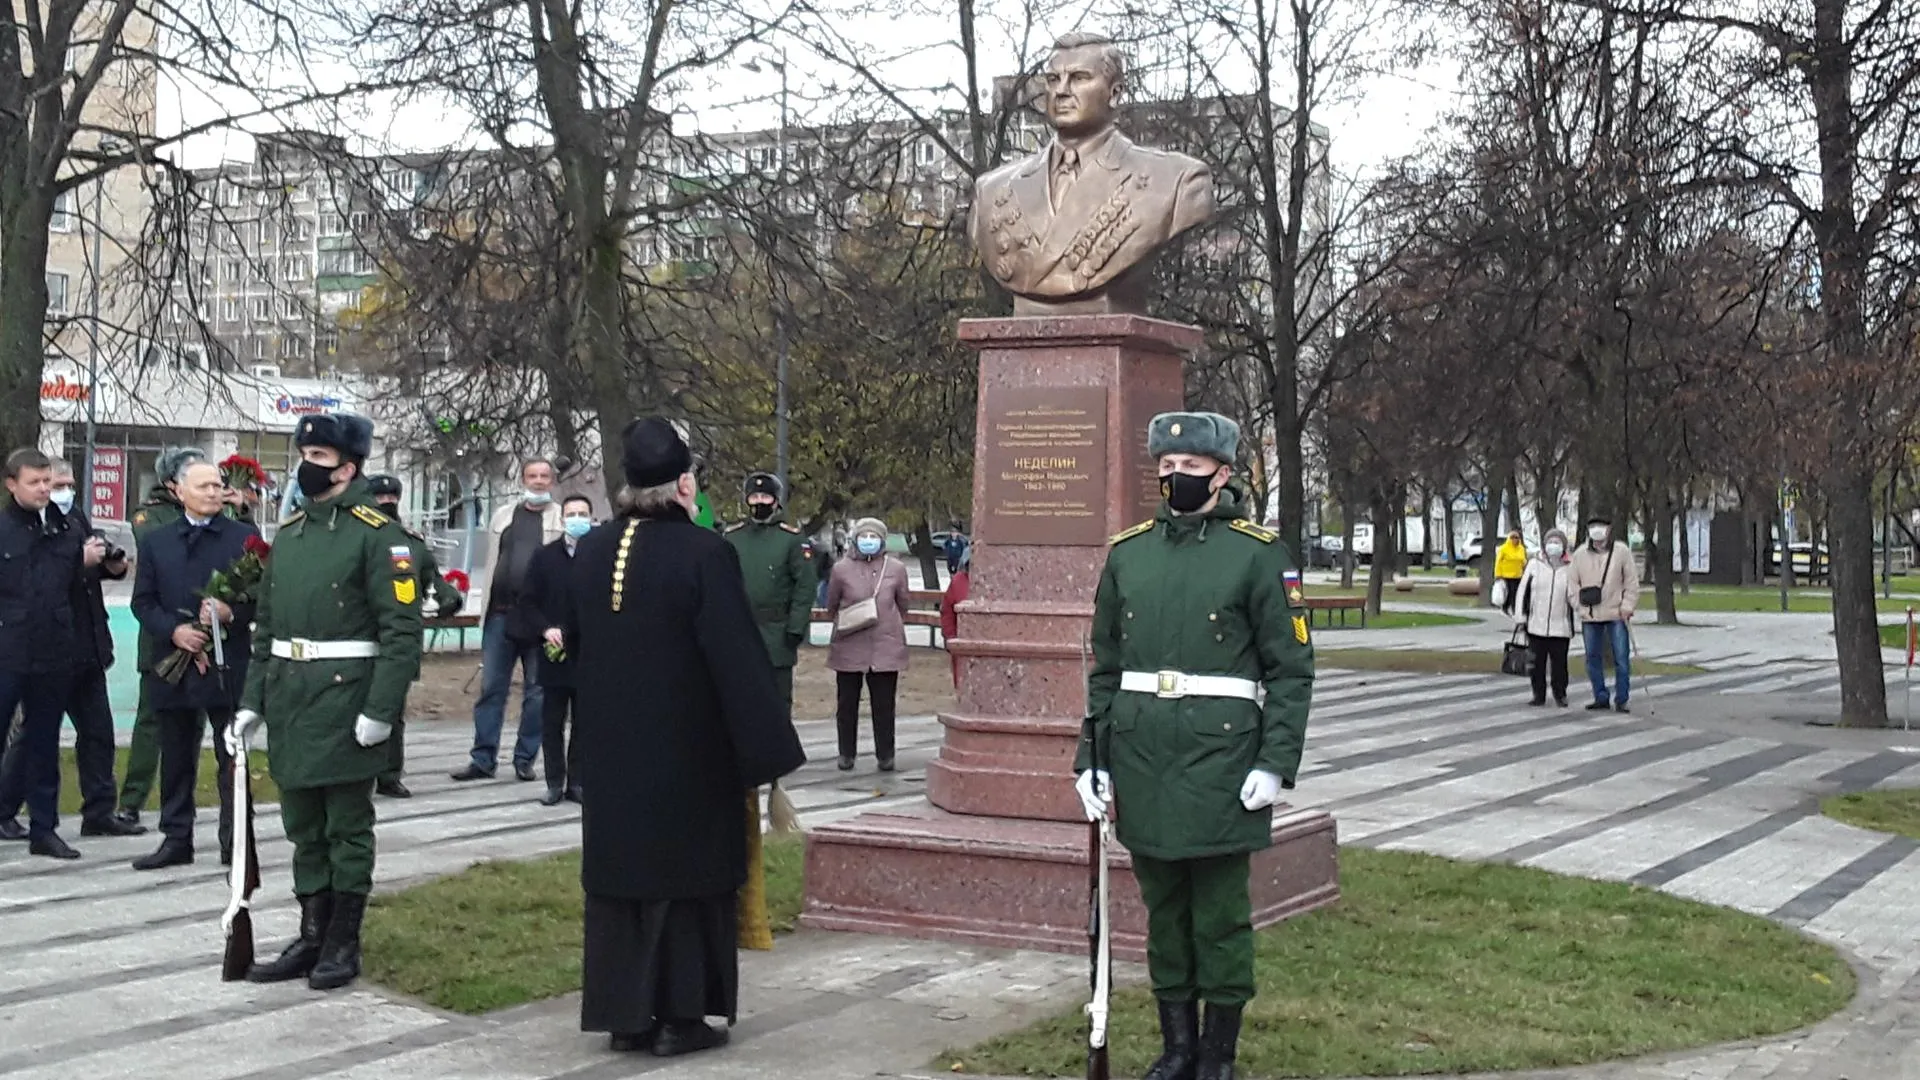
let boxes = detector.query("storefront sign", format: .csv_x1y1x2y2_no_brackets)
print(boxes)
38,358,118,422
254,380,356,427
89,446,126,522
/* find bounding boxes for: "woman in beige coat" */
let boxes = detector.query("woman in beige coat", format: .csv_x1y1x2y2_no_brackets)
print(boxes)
826,517,911,771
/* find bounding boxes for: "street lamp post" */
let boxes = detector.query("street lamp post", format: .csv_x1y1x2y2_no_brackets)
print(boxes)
745,53,791,495
81,136,124,514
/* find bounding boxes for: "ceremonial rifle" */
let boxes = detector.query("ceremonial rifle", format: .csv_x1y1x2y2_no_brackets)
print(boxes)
211,605,260,980
1082,633,1112,1080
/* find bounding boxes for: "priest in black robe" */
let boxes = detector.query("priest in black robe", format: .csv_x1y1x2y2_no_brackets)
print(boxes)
563,417,807,1056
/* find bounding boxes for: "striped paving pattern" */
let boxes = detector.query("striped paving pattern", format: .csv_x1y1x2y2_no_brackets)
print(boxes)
6,667,1920,1078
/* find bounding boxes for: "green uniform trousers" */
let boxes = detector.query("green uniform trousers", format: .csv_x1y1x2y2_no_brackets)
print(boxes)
281,780,378,896
380,717,406,783
117,684,162,811
1132,851,1256,1006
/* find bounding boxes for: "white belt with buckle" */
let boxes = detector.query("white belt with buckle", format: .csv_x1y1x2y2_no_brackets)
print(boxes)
271,638,381,662
1119,670,1260,701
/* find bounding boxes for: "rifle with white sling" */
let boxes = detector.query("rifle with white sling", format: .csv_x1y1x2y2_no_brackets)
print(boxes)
212,604,260,980
1082,632,1112,1080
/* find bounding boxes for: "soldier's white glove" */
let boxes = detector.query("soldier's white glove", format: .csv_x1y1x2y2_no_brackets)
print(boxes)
353,715,392,747
1239,769,1283,811
226,710,262,756
1074,769,1112,822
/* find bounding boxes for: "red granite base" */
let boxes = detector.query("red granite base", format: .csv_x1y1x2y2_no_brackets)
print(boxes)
799,803,1340,962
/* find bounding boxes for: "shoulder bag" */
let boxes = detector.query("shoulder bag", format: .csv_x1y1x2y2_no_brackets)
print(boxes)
835,559,887,634
1578,543,1613,610
1501,626,1533,676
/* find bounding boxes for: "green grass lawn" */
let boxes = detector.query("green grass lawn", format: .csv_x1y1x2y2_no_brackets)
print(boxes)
1318,648,1703,678
56,747,275,815
944,847,1852,1079
1879,622,1916,650
1823,789,1920,841
362,833,805,1014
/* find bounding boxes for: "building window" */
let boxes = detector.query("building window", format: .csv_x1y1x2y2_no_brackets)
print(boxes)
50,190,75,232
197,262,215,288
286,217,314,242
915,139,937,166
223,258,243,282
46,272,70,314
349,211,370,232
319,330,339,355
278,295,301,319
282,254,309,280
279,335,306,359
251,337,266,360
251,297,272,321
749,145,777,172
320,212,345,236
220,297,241,322
221,183,242,208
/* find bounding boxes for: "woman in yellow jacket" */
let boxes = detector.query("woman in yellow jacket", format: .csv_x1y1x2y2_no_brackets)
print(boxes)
1494,531,1528,614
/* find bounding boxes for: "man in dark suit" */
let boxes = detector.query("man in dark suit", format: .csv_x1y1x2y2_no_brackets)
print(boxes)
128,459,259,870
525,494,593,806
969,32,1213,315
0,457,141,844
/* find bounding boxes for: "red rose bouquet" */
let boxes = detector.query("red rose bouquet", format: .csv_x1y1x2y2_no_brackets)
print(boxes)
155,534,272,683
444,569,471,594
219,455,268,491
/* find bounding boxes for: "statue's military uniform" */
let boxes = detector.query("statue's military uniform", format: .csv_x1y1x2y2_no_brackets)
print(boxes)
1076,412,1313,1080
367,474,466,796
118,461,200,820
238,415,422,992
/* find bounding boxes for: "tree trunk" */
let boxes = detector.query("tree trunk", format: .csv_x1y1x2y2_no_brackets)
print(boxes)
1534,462,1558,542
908,516,941,590
1479,463,1511,601
1444,493,1459,574
1652,489,1678,625
1339,504,1357,590
1420,487,1434,569
1505,472,1523,537
1365,490,1399,617
0,194,55,452
1830,465,1890,726
1678,488,1693,596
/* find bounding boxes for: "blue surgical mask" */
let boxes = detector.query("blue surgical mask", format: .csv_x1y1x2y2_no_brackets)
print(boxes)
563,516,591,538
50,489,75,514
856,535,883,557
524,490,553,506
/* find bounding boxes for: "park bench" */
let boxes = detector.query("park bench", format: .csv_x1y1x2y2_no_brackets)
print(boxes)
423,613,482,653
813,588,947,647
1304,595,1368,629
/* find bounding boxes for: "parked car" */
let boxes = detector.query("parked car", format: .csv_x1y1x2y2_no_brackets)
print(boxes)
1307,534,1345,569
1460,536,1484,566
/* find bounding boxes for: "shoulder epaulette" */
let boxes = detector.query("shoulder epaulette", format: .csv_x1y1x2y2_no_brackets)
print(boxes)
779,522,801,534
401,524,425,542
350,505,392,529
723,522,746,533
1109,520,1154,545
279,510,305,527
1229,520,1277,543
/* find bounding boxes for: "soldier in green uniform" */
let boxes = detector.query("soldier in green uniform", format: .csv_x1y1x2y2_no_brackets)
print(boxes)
230,413,423,991
1073,412,1314,1080
722,473,815,709
367,474,466,798
113,446,208,828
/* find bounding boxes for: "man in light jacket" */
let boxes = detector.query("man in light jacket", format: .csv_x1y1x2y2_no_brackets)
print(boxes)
1567,515,1638,713
453,458,564,782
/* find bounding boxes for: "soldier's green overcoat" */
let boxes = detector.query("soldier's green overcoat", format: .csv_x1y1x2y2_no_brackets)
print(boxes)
1076,493,1314,861
723,511,815,668
240,480,424,790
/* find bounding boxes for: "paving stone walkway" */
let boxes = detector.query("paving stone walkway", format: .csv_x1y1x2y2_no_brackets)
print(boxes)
10,667,1920,1078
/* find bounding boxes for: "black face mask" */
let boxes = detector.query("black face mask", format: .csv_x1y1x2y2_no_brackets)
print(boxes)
296,459,340,499
749,503,777,522
1160,471,1217,514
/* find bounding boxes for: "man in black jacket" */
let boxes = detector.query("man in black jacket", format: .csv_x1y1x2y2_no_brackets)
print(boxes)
128,460,259,869
526,494,592,806
0,449,122,858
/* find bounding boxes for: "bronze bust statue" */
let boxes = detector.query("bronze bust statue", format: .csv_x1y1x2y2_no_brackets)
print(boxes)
970,33,1214,315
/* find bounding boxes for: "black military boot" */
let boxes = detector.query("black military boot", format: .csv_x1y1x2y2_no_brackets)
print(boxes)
1143,998,1200,1080
248,891,332,983
309,892,369,990
1195,1003,1244,1080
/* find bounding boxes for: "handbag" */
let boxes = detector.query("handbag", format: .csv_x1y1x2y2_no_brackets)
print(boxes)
1578,543,1613,609
1501,627,1533,676
834,559,887,634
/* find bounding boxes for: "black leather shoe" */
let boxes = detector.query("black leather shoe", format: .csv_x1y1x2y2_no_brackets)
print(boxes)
221,848,233,867
610,1029,657,1053
83,816,149,837
514,762,538,782
309,892,369,990
1144,999,1200,1080
112,808,142,828
1585,701,1612,711
1615,703,1631,714
375,778,412,798
1528,696,1546,707
30,833,80,860
538,788,566,807
249,891,332,982
565,786,584,804
1195,1003,1243,1080
0,817,26,841
1555,697,1568,707
132,840,195,870
877,758,896,772
650,1019,728,1057
449,765,494,782
836,756,854,771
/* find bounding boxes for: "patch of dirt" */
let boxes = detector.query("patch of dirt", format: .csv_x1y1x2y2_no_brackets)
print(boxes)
406,645,959,727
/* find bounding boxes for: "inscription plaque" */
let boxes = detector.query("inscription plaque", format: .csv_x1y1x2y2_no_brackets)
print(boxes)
981,386,1108,545
1122,387,1164,524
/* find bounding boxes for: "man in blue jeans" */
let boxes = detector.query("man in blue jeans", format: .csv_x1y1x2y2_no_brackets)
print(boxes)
1568,516,1638,713
453,459,563,781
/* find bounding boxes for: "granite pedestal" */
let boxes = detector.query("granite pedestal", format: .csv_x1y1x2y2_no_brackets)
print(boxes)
801,314,1340,960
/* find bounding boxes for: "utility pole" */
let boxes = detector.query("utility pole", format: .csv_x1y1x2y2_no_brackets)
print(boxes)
81,137,123,511
745,52,791,494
